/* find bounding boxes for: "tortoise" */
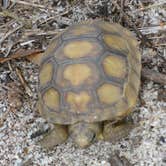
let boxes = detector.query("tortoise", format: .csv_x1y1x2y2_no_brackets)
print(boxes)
37,20,141,148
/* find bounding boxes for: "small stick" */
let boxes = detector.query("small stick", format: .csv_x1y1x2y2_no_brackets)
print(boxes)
0,49,43,63
139,25,166,35
132,1,166,13
15,67,33,96
141,68,166,85
0,9,32,28
0,25,22,46
10,0,46,9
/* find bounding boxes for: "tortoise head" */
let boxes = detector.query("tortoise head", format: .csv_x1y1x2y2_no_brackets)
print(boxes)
69,122,102,148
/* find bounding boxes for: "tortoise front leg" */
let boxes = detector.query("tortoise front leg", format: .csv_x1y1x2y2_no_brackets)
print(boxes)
39,124,68,149
103,118,134,143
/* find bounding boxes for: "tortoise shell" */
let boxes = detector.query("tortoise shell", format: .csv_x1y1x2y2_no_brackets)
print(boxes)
38,20,141,125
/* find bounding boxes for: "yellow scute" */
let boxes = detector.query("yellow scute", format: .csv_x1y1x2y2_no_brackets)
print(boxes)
129,71,140,93
124,84,137,107
97,22,121,33
64,64,92,86
103,55,127,78
39,63,53,85
43,88,59,109
66,91,91,112
115,99,129,117
103,34,128,51
64,41,96,58
97,84,121,104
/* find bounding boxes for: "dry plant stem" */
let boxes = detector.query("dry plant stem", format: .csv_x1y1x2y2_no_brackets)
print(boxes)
10,0,71,15
0,25,22,47
0,9,32,28
141,68,166,85
10,0,46,9
139,25,166,35
15,67,33,96
0,49,43,63
24,30,59,37
132,1,166,13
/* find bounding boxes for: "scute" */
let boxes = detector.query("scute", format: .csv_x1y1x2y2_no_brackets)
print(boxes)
124,83,137,107
38,20,141,124
66,91,91,112
43,88,60,110
115,98,129,117
63,64,92,86
63,24,99,39
97,83,122,104
56,62,100,88
63,40,101,59
39,62,53,86
102,54,127,78
95,21,122,34
55,39,103,61
128,70,140,93
103,34,128,52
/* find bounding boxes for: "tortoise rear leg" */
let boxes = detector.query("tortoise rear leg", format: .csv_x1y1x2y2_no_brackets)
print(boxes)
103,118,134,143
39,124,68,149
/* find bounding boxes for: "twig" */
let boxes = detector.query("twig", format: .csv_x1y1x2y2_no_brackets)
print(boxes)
119,0,125,23
139,25,166,35
0,49,43,63
10,0,72,15
154,43,166,46
132,1,166,13
0,25,22,47
15,67,33,96
141,68,166,85
0,9,32,28
23,30,60,37
10,0,47,9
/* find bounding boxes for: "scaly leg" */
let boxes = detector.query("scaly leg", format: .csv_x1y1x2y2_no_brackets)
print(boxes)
39,124,68,149
103,118,134,143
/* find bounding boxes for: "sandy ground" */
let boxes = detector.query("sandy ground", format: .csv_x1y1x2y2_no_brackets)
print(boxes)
0,0,166,165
